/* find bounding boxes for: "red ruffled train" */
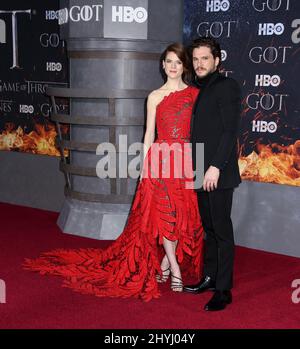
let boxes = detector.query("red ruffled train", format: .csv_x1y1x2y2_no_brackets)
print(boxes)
23,86,204,302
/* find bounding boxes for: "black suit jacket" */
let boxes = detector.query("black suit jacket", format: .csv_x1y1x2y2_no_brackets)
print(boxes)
191,72,242,191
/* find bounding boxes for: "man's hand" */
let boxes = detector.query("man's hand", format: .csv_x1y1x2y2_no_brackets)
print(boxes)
203,166,220,192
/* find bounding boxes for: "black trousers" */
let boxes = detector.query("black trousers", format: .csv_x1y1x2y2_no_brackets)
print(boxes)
197,189,234,290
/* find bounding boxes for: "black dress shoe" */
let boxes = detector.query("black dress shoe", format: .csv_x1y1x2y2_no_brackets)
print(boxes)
204,290,232,311
183,276,216,294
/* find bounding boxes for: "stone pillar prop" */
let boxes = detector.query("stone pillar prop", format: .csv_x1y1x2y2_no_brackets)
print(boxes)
47,0,183,239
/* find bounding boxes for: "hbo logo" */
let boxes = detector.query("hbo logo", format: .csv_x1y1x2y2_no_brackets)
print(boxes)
255,74,281,87
112,6,148,23
46,62,62,71
252,120,277,133
19,105,34,114
258,23,284,36
45,10,59,20
206,0,230,12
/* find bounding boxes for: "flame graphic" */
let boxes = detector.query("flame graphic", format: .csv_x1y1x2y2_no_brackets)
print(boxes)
239,140,300,186
1,122,299,186
0,123,68,157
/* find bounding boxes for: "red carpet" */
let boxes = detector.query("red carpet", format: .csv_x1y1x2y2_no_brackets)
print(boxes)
0,202,300,329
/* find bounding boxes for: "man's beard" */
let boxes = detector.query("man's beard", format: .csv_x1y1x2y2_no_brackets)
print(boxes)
196,67,216,79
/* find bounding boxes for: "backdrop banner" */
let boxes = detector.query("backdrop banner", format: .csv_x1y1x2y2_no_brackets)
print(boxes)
0,0,68,156
1,0,299,187
184,0,300,186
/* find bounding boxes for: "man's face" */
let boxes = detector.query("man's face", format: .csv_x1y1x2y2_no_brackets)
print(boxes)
192,46,219,79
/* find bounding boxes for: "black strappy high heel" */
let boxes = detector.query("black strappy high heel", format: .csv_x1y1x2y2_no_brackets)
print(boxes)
156,267,171,283
170,273,183,292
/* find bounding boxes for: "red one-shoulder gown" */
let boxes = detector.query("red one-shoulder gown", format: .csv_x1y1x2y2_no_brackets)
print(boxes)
24,86,204,302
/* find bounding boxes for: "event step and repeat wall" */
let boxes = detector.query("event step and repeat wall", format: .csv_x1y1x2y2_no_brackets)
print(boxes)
184,0,299,187
0,0,299,187
0,0,68,156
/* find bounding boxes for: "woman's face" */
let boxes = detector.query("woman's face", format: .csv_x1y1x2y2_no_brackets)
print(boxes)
163,51,184,80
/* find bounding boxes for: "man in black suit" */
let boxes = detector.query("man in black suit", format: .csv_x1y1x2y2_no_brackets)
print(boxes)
183,37,241,311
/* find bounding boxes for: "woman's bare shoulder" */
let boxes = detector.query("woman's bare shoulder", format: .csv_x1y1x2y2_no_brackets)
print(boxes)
148,88,166,106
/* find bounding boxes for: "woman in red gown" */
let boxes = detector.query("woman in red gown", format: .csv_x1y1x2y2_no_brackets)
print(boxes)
24,43,204,302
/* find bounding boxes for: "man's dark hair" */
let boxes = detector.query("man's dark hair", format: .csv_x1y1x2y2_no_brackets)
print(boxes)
189,37,222,69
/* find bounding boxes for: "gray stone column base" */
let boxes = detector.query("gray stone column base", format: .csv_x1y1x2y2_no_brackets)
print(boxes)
57,198,131,240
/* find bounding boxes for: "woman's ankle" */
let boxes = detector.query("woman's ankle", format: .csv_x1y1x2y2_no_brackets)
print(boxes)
160,255,170,270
